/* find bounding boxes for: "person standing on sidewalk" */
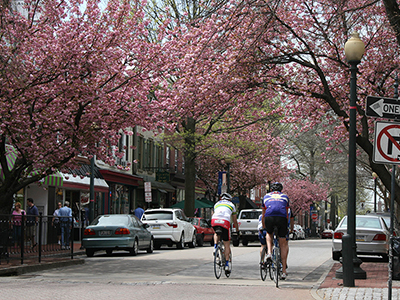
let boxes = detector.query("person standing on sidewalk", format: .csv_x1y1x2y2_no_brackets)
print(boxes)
26,198,39,249
11,202,25,252
52,202,62,245
58,201,72,250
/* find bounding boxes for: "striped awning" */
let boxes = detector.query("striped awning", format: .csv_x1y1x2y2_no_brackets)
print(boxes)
0,145,18,180
40,172,64,187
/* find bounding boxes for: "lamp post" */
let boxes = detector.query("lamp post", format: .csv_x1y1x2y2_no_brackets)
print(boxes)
336,32,367,285
372,172,378,212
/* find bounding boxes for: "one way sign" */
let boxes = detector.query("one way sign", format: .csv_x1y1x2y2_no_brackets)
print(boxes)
366,96,400,119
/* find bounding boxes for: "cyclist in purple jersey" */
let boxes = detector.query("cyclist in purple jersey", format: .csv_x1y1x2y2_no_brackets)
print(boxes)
262,182,291,280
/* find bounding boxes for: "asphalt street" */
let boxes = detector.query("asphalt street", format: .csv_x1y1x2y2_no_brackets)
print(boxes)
0,239,332,300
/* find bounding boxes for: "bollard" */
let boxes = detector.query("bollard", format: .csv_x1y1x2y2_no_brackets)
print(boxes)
342,234,355,287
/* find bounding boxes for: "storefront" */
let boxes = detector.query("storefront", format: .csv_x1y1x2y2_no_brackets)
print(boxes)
99,169,142,214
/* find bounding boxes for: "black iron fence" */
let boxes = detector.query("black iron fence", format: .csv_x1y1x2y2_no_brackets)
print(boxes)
0,212,81,265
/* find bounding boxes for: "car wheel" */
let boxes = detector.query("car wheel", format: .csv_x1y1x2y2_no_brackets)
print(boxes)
130,239,138,256
106,249,113,256
197,234,204,247
86,249,95,257
332,251,341,261
382,254,389,262
189,232,196,248
147,238,154,253
232,239,239,247
242,239,248,246
176,233,184,249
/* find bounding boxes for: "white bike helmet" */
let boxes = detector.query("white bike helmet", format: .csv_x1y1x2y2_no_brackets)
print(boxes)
220,193,233,201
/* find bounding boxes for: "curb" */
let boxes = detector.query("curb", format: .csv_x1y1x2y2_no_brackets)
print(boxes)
311,260,335,300
0,258,85,276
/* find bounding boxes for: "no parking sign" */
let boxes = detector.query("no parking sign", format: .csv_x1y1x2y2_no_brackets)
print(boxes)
373,121,400,164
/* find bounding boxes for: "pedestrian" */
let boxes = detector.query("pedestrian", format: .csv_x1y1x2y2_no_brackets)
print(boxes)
26,198,39,249
134,205,145,220
11,202,25,252
52,202,62,245
58,201,72,250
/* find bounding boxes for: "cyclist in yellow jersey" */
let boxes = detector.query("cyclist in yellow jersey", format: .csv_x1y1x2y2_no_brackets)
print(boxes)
211,193,239,271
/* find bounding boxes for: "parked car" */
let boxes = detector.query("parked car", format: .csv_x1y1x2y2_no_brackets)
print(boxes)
141,208,197,250
366,212,400,236
82,214,153,257
188,217,215,246
321,229,333,239
290,224,306,240
332,215,390,261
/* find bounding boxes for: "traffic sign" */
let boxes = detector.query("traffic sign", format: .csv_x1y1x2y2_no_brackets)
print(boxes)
366,96,400,119
311,213,318,222
373,121,400,164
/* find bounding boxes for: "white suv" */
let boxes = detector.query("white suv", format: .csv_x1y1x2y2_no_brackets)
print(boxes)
141,208,197,250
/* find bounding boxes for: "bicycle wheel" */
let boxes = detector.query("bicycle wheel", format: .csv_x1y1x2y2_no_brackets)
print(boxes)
214,245,223,279
260,247,267,281
272,246,280,287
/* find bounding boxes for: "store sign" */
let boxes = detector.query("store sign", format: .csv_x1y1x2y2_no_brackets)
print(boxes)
144,182,152,202
156,171,170,183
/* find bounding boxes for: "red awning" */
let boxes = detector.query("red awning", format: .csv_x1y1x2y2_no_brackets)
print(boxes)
99,170,143,186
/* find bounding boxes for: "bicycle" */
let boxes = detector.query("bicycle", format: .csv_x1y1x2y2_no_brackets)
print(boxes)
266,226,282,287
213,227,232,279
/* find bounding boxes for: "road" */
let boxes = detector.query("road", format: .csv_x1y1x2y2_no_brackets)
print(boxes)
0,239,333,300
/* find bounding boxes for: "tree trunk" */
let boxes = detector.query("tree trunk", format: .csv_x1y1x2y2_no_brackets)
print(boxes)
183,117,196,217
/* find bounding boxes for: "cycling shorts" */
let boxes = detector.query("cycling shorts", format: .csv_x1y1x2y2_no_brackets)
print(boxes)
211,218,231,241
258,230,267,245
264,216,288,238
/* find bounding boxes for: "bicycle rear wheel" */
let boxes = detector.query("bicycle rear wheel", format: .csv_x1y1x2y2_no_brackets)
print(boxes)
260,247,267,281
214,246,223,279
272,246,280,287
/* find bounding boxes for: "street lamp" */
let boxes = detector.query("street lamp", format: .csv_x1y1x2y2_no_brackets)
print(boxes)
372,172,378,213
336,32,367,285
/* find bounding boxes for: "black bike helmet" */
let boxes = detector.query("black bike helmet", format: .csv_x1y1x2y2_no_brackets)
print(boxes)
270,182,283,192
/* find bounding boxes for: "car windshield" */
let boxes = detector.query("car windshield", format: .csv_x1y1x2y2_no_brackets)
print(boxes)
91,215,129,226
142,211,173,221
188,218,199,226
340,216,382,229
240,211,261,219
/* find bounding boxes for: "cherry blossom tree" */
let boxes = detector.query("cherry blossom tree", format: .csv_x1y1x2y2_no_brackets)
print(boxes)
282,177,330,218
0,0,164,212
171,0,400,206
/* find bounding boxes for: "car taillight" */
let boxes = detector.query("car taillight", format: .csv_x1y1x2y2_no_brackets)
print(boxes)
167,222,178,228
373,234,387,241
84,228,95,236
334,232,344,239
115,228,130,235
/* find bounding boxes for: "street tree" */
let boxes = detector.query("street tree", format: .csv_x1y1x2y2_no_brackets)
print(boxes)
184,0,400,206
0,0,164,212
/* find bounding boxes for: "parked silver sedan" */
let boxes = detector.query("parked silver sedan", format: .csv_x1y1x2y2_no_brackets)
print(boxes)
82,214,153,257
332,215,389,261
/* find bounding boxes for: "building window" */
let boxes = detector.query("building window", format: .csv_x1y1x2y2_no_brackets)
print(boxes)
175,149,178,172
138,136,143,170
166,146,170,169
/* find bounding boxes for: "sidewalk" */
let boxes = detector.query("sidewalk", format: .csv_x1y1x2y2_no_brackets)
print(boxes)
315,261,400,299
0,242,85,276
